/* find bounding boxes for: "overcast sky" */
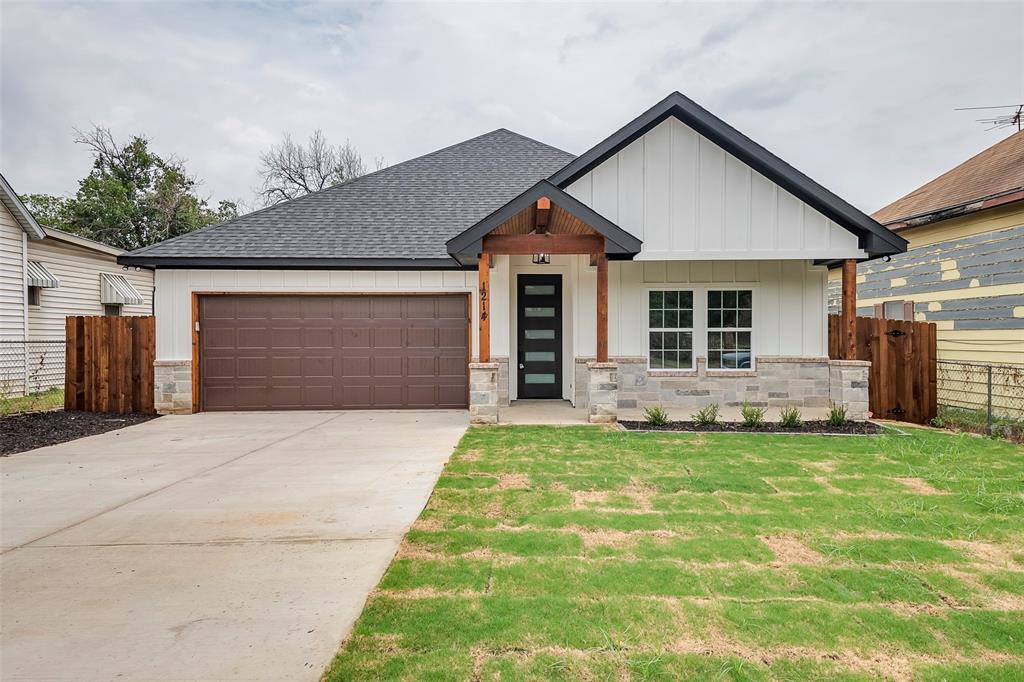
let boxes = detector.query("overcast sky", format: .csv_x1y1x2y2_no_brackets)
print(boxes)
2,1,1021,215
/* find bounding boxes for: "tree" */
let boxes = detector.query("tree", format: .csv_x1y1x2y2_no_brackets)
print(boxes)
20,126,238,250
257,129,382,205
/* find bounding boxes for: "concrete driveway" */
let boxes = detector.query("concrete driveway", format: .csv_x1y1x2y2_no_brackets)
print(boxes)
1,410,467,681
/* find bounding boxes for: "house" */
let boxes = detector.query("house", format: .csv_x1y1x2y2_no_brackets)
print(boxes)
119,92,906,421
1,173,154,398
827,130,1024,415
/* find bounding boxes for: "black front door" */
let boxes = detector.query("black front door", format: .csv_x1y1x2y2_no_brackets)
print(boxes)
517,274,562,399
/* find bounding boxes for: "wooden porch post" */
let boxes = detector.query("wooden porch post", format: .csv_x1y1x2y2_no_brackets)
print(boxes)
841,258,857,360
595,252,608,363
478,252,490,362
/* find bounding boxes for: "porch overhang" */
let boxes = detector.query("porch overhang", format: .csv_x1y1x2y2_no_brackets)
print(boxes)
446,180,641,266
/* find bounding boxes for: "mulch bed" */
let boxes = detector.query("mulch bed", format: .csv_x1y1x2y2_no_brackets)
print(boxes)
1,411,159,456
619,420,884,435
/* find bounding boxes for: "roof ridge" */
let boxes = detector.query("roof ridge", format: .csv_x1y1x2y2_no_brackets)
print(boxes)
493,128,576,159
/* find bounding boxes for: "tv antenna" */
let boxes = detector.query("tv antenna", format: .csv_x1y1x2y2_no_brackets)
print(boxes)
955,104,1024,132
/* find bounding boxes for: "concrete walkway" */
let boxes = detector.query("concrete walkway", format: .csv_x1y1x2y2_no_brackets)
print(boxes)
1,410,467,681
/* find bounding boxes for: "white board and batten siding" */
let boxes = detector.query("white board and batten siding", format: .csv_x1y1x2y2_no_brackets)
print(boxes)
26,239,154,340
154,269,489,362
573,258,828,359
1,202,28,340
566,117,866,261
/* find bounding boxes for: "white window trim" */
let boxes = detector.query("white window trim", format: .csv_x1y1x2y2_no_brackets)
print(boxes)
645,287,696,372
642,284,758,374
706,287,755,372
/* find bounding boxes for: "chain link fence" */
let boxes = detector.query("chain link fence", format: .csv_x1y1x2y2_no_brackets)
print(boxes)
1,340,65,415
936,360,1024,440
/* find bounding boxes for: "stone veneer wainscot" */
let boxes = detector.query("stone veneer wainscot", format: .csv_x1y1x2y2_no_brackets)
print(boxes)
155,360,192,414
576,356,871,419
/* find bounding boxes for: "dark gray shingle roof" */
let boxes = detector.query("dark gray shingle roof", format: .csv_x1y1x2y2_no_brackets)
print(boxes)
121,129,575,267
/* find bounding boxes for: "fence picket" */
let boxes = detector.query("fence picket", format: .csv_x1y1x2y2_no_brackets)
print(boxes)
62,316,155,415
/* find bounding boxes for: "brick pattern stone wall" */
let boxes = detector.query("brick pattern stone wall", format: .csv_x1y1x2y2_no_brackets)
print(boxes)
155,360,192,414
829,360,870,421
469,362,499,424
586,362,618,423
495,356,510,407
575,355,870,419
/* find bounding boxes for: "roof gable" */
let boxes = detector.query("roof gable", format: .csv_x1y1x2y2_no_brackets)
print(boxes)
0,172,46,240
549,92,906,260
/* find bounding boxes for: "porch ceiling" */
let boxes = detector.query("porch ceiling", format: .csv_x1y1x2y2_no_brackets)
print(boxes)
490,202,599,237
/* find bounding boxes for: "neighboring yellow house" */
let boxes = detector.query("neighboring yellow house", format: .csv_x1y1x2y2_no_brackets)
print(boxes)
829,130,1024,416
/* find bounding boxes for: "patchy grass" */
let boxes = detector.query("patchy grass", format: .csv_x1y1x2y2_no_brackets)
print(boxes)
0,387,63,415
324,426,1024,681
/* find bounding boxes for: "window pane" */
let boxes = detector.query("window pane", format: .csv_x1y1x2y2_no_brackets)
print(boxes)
524,285,555,295
738,332,751,350
649,332,663,350
680,291,693,308
723,290,737,307
664,309,678,329
708,332,721,350
680,331,692,350
708,291,721,308
524,307,555,317
723,309,737,328
664,332,678,350
524,329,555,339
524,373,555,384
650,352,664,369
680,350,692,368
738,290,752,308
680,310,693,328
649,310,664,328
708,351,722,368
738,309,752,327
724,331,736,349
664,291,678,308
649,291,663,308
663,352,680,369
709,310,722,328
525,352,555,362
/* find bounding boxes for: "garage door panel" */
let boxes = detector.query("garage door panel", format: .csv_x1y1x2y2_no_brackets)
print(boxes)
200,294,468,411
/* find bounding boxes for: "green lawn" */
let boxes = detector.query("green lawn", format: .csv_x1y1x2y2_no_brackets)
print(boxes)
325,426,1024,681
0,387,64,415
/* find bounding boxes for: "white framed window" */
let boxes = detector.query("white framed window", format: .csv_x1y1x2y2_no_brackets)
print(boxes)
103,303,122,317
707,289,753,370
647,289,694,370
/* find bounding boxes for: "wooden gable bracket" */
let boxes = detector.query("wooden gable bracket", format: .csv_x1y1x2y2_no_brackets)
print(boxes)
534,197,551,233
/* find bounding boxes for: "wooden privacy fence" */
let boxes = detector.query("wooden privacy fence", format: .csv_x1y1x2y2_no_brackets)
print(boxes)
828,314,937,424
65,316,155,414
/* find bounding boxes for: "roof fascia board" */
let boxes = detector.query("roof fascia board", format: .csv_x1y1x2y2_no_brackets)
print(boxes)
548,92,907,258
446,179,642,258
0,172,46,240
42,227,124,256
116,255,466,270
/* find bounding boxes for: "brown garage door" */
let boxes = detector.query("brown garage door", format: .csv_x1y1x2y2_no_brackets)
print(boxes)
198,294,469,411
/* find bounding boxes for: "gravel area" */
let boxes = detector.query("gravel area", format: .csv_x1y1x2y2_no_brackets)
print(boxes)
619,419,884,434
1,411,159,456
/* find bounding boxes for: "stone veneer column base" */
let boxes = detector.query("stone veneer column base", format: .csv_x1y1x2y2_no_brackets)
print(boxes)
155,360,193,415
587,362,618,424
495,356,510,407
828,359,871,421
469,362,500,424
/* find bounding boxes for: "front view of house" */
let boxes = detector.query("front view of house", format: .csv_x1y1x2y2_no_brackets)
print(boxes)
120,93,907,422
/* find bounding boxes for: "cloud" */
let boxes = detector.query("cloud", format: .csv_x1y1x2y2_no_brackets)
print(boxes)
1,1,1021,213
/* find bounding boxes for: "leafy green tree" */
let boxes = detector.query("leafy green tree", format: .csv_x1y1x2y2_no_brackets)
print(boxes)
20,126,238,250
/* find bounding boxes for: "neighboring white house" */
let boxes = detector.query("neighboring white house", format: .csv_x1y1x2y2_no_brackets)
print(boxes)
0,173,153,398
120,93,906,420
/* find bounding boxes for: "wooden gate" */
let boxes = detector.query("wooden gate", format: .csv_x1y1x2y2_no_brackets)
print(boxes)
828,314,937,424
65,316,155,414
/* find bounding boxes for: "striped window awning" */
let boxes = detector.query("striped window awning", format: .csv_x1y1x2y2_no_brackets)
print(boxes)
100,273,144,306
27,261,60,288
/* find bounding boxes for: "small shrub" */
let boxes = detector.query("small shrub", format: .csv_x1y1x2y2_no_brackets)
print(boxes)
779,405,803,428
740,402,766,428
828,403,849,427
692,403,720,426
644,405,670,426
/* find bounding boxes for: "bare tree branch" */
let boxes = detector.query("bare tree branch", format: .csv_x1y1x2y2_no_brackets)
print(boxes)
256,129,380,206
